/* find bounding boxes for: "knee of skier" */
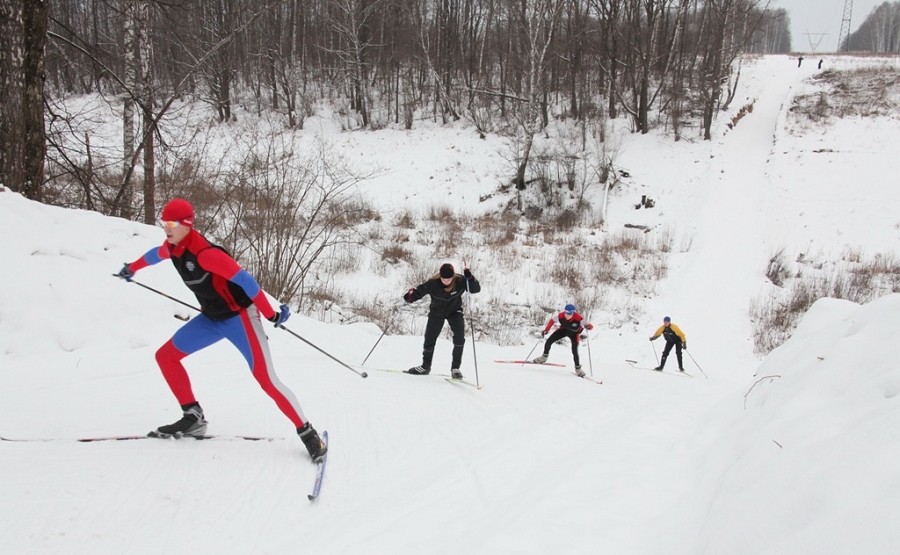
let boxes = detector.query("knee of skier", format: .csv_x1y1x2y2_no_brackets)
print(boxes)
155,339,185,366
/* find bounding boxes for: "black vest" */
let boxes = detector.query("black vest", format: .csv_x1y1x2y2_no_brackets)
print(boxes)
171,245,253,321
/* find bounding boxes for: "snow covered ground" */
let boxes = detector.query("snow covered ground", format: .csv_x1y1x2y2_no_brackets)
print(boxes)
2,55,899,553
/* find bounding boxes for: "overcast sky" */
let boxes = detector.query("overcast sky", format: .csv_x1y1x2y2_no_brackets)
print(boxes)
770,0,884,52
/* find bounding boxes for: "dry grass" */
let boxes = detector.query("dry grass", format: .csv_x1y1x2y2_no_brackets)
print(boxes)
791,67,900,123
751,249,900,354
766,247,790,287
382,244,414,264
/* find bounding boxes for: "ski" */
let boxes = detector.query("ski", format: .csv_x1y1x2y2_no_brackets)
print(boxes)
308,430,329,501
573,372,603,384
368,367,456,378
444,377,484,390
625,360,692,377
367,367,446,376
494,360,567,368
0,434,279,443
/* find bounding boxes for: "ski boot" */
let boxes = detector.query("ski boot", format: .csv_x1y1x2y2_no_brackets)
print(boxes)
150,404,207,438
406,365,431,375
451,368,463,380
574,365,586,378
532,354,549,364
298,422,328,462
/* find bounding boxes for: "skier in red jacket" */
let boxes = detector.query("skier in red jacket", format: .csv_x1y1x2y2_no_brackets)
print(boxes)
532,304,593,376
115,198,325,461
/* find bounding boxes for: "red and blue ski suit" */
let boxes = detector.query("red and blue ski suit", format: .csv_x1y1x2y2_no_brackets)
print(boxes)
541,311,593,367
128,229,307,428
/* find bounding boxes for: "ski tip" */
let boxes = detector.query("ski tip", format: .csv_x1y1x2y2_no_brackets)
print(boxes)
625,359,637,364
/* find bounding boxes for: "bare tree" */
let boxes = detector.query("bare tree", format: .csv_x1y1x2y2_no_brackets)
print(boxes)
698,0,767,139
507,0,565,205
322,0,385,128
122,0,137,219
137,0,156,223
0,0,24,192
0,0,47,199
616,0,688,134
849,1,900,53
409,0,461,123
22,0,49,201
217,135,375,305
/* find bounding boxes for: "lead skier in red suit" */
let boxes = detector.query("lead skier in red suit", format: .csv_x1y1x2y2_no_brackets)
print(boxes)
532,304,594,377
116,198,326,461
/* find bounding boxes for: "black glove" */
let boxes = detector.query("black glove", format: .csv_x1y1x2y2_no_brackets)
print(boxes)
268,303,290,326
541,330,547,337
116,264,134,282
580,334,587,340
463,268,473,280
403,288,415,303
649,336,657,341
682,341,687,350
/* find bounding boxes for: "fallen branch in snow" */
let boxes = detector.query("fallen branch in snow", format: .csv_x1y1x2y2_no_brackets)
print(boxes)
744,375,782,409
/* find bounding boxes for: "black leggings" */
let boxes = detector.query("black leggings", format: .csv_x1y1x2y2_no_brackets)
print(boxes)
660,339,683,369
544,329,580,366
422,311,465,369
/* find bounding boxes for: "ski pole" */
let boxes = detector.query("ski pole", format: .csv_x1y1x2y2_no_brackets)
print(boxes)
585,313,595,376
277,324,368,378
114,275,366,378
585,334,594,376
464,275,480,388
523,338,541,365
360,306,400,366
651,340,659,365
113,275,200,312
686,350,708,380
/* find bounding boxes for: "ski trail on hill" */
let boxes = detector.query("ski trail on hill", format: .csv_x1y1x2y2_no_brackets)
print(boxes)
653,62,806,381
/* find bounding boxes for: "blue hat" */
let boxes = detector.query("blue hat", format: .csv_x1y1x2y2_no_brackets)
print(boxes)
564,304,576,314
663,316,671,322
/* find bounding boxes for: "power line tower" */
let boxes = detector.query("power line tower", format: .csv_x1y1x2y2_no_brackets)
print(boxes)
804,32,828,52
837,0,854,52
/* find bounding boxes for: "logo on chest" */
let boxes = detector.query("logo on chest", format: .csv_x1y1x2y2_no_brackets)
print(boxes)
186,261,197,272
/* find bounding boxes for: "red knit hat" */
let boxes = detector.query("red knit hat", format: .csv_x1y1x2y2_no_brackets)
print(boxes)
161,198,195,226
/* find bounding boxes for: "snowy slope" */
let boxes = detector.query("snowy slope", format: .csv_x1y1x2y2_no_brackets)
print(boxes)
2,55,899,554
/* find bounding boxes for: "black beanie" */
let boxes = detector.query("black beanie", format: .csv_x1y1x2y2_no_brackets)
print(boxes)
439,263,454,279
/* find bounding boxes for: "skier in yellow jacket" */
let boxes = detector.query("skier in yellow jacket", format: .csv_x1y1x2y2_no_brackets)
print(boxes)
649,316,687,372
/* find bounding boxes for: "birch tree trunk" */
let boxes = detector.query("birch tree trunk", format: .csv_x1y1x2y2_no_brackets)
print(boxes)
122,0,137,219
21,0,48,201
137,0,155,224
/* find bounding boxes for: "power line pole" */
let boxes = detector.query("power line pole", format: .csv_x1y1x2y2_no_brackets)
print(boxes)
837,0,854,52
804,32,828,52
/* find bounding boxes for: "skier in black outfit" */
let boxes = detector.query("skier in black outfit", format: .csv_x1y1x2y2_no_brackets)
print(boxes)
403,263,481,379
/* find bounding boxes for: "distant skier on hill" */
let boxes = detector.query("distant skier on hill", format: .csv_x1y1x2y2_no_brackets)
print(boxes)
649,316,687,372
114,198,326,461
532,304,593,377
402,262,480,379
